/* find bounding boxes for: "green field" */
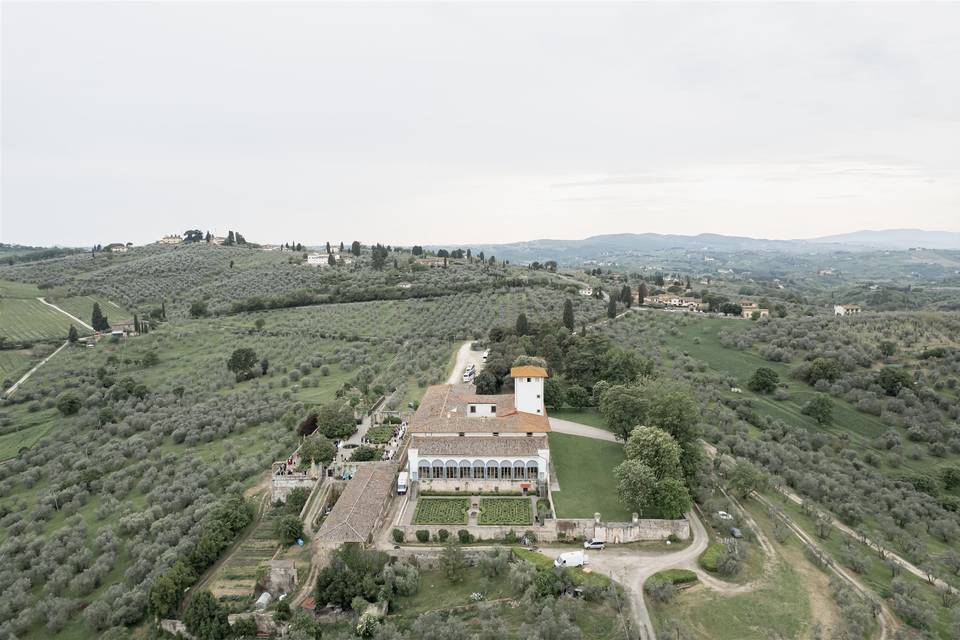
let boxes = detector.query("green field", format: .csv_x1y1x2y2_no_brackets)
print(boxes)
51,295,127,328
648,503,814,640
0,349,35,383
0,407,60,462
0,298,79,342
549,432,632,521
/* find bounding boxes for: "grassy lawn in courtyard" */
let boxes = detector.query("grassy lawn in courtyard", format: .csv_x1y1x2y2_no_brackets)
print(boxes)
550,407,610,430
548,432,633,521
412,497,469,524
478,497,532,525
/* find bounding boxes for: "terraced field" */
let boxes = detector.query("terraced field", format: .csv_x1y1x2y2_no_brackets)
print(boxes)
208,506,282,609
52,295,128,328
0,349,34,383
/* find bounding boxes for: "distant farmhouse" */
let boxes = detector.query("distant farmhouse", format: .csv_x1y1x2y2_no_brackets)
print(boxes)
158,234,183,245
834,304,862,316
306,252,353,267
642,293,701,310
103,243,129,253
738,300,769,319
406,366,551,493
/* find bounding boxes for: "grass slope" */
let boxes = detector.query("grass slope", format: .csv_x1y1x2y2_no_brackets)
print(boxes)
549,432,632,521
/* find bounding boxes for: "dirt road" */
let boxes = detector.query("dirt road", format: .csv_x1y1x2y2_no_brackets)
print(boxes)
3,340,69,398
37,297,95,330
446,340,484,384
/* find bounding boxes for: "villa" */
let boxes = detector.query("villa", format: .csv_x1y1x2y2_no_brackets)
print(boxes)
834,304,862,316
406,365,551,494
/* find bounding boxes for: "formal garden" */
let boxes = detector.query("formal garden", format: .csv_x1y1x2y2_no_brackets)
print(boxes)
478,498,533,526
412,498,470,525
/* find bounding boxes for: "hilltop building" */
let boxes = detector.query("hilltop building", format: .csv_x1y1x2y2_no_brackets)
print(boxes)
159,234,182,245
406,366,551,493
103,243,128,253
834,304,862,316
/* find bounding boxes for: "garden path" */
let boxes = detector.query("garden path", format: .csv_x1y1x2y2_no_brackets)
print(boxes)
548,417,618,442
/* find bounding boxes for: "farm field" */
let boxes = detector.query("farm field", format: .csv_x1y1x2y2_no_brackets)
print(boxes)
49,295,127,328
478,497,533,525
548,432,633,521
0,349,35,384
0,407,60,462
207,504,282,609
412,497,469,525
0,297,81,342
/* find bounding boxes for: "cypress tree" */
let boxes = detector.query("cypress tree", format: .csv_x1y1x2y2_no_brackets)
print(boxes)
515,313,529,336
91,303,107,331
621,284,632,308
607,297,617,319
562,299,574,331
68,325,78,343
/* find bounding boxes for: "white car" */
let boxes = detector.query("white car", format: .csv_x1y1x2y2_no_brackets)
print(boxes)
716,511,733,521
583,539,605,550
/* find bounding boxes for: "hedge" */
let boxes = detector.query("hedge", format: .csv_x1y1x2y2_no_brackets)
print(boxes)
699,543,726,572
650,569,698,586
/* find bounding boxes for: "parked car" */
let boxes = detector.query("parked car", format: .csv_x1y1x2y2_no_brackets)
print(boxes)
555,550,588,568
716,511,733,520
583,539,605,550
730,527,743,539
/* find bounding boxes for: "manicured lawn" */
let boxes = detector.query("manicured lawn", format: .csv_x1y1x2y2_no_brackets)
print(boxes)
365,425,394,444
550,407,610,431
412,498,469,524
478,498,532,525
548,432,633,521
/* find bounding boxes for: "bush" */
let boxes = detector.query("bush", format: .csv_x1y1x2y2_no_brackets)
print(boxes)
392,528,404,543
275,514,304,545
699,543,725,572
349,445,379,462
437,529,450,542
415,530,429,543
458,529,472,544
56,392,82,416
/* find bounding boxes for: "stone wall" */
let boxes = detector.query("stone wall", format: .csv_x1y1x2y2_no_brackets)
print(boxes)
271,474,318,503
595,516,690,543
396,514,689,545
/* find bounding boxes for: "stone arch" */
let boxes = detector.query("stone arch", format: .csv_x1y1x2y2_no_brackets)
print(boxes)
513,460,525,479
527,459,539,479
445,460,458,479
486,460,499,479
473,459,485,479
431,459,444,479
418,460,431,479
459,460,471,479
500,460,512,479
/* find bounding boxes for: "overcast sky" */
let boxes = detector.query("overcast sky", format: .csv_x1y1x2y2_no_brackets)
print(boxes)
2,2,959,247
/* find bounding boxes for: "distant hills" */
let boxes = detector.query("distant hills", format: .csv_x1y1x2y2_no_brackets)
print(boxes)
445,229,960,264
807,229,960,250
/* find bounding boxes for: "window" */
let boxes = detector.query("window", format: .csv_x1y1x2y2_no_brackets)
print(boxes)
526,377,531,382
493,432,499,437
490,405,496,413
458,432,464,437
526,432,533,437
469,405,476,413
536,394,540,399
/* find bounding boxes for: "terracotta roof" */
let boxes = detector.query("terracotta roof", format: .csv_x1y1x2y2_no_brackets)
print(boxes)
410,384,550,434
510,366,548,378
412,435,548,457
317,462,396,544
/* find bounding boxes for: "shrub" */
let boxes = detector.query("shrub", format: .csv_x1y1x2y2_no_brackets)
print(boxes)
437,529,450,542
56,392,82,416
392,528,404,543
699,543,725,572
415,530,429,543
457,529,472,544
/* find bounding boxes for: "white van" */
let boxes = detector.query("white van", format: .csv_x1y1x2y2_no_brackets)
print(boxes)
481,350,489,363
554,550,588,568
397,472,408,495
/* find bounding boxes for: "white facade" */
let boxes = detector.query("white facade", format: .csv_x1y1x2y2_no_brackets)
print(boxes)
834,304,862,316
408,448,550,483
514,375,545,415
306,253,331,266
